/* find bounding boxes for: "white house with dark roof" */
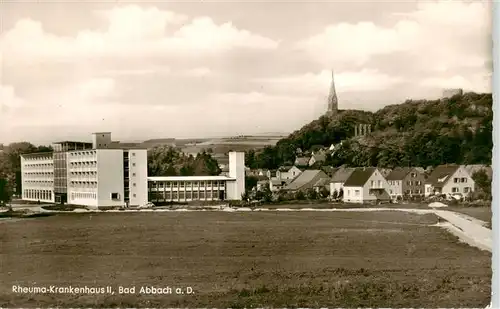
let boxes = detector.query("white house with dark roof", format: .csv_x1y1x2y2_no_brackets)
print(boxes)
343,167,391,203
425,164,475,197
276,166,303,181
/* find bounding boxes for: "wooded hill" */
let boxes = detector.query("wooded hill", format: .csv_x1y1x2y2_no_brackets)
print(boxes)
247,92,492,169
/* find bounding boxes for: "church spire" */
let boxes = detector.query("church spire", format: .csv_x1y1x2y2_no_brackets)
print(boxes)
327,69,338,116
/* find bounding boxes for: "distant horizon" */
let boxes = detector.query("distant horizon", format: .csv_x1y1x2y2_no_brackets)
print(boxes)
1,1,491,144
1,89,494,146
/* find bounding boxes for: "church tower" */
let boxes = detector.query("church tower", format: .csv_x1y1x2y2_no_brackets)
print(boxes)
326,70,338,116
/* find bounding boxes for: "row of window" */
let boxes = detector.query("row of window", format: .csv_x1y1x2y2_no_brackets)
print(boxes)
24,189,52,201
71,192,97,200
69,151,97,157
407,180,422,186
24,157,52,162
69,161,97,167
24,173,53,178
451,187,471,193
23,163,53,169
70,171,97,177
23,180,53,185
370,180,383,188
151,181,226,188
453,177,468,183
150,190,223,201
70,181,97,188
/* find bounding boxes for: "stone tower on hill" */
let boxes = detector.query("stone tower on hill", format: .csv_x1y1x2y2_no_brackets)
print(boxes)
326,70,338,116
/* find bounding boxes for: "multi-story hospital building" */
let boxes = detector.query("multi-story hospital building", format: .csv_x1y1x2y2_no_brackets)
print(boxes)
21,132,148,208
20,132,245,208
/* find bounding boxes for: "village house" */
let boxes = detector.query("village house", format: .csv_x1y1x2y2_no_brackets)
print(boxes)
308,151,327,166
276,166,303,181
386,167,426,200
343,167,391,203
283,170,329,192
329,167,356,197
269,178,291,192
425,164,475,198
294,156,310,167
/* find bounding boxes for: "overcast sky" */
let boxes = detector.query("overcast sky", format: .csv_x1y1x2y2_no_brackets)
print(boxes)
0,0,492,145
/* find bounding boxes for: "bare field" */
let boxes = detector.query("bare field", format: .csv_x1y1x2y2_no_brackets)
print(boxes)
0,211,491,308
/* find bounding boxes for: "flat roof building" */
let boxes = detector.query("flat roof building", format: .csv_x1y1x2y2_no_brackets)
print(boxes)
21,132,148,208
148,151,245,203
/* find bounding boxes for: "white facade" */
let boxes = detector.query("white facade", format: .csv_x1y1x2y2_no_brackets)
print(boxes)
127,149,148,207
148,151,246,202
21,153,55,203
20,132,148,208
67,150,99,207
330,182,343,195
343,169,390,203
66,148,148,208
439,167,475,196
424,183,433,197
226,151,245,200
276,166,302,181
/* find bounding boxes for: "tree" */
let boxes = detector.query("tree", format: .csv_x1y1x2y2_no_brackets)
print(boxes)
319,186,330,199
472,170,491,199
306,188,319,200
295,190,306,200
0,177,13,207
338,188,344,199
245,176,259,192
332,190,338,200
250,92,492,170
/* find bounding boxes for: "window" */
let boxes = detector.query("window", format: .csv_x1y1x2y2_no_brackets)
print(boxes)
133,193,136,198
111,193,120,200
377,180,381,187
355,190,360,197
133,183,136,187
454,178,459,183
132,163,136,167
132,152,136,157
461,178,467,183
464,187,470,193
370,181,374,187
411,173,416,177
452,187,459,193
132,173,136,177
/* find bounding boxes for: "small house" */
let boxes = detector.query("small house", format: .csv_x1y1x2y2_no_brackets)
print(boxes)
343,167,391,203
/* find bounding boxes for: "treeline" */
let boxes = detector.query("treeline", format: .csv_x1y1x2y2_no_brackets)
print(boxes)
148,146,221,176
246,92,492,169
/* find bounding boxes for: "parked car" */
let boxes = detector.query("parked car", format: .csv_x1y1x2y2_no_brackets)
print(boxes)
138,202,155,209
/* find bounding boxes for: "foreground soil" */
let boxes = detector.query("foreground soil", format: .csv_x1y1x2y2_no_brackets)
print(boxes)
0,211,491,308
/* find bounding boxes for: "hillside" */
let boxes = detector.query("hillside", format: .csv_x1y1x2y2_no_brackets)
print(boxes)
250,92,492,169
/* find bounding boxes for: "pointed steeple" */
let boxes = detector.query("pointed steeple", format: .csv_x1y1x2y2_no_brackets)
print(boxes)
327,69,338,115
